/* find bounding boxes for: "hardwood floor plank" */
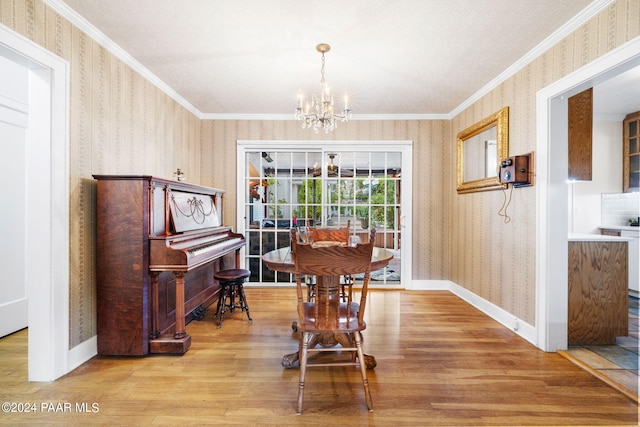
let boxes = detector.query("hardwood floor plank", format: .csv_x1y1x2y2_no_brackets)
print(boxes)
0,289,637,425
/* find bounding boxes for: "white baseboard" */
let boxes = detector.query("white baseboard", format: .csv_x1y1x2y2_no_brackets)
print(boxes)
68,336,97,372
411,279,538,347
0,298,27,338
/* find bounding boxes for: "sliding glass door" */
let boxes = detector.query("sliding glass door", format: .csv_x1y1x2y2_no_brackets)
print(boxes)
237,141,411,288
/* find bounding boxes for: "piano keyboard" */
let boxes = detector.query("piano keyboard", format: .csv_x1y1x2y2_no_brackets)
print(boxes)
188,238,240,257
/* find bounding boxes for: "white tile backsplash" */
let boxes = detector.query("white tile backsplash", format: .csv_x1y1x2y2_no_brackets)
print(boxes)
601,192,640,226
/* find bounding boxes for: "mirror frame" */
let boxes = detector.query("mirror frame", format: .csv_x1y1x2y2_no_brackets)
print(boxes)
456,106,509,194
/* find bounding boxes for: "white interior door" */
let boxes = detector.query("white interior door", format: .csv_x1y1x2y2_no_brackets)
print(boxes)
1,24,72,382
0,55,29,337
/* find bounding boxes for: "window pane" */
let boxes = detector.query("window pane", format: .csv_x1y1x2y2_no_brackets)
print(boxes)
244,148,402,285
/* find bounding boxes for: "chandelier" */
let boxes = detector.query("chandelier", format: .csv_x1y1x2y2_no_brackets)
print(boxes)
295,43,351,133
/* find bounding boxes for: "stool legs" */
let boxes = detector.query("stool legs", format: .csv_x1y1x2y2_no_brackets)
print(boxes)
237,282,252,323
215,280,252,329
215,283,230,329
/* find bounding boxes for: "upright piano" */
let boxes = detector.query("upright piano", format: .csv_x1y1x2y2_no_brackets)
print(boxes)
93,175,245,355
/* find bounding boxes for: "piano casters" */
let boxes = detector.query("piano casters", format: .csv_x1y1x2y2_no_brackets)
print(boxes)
214,269,252,329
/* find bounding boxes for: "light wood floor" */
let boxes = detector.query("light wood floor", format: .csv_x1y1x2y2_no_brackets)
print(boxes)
560,296,639,403
1,289,638,426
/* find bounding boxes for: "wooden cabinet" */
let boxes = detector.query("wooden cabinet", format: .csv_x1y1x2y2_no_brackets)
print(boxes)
568,88,593,181
623,111,640,192
568,240,628,345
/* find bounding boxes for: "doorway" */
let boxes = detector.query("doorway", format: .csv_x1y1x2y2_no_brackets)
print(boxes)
0,25,70,381
536,37,640,351
0,54,28,338
237,140,412,288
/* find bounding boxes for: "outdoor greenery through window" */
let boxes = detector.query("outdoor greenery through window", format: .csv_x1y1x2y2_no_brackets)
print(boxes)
244,150,402,285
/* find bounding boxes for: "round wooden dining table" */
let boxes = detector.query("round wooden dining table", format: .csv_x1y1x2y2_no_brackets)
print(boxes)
262,245,393,274
262,245,394,369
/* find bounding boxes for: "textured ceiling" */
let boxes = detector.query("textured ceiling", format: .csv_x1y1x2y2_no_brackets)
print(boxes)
57,0,601,117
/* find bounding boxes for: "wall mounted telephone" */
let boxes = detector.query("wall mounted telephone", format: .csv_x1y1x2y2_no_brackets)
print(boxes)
499,152,533,187
497,152,534,223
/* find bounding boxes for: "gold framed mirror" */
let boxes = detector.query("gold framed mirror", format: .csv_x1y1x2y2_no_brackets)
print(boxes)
456,106,509,194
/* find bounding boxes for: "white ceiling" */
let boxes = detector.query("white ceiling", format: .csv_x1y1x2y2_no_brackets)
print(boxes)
53,0,621,119
593,65,640,119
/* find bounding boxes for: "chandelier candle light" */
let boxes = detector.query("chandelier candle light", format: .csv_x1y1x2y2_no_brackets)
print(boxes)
295,43,351,133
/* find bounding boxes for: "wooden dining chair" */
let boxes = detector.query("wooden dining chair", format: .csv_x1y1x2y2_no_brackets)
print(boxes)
305,220,353,301
307,220,350,244
291,228,376,415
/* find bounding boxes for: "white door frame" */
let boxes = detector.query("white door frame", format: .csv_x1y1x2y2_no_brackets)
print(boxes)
237,140,413,289
0,24,70,381
536,36,640,351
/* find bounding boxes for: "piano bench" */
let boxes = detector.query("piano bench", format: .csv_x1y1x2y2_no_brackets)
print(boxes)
214,269,252,329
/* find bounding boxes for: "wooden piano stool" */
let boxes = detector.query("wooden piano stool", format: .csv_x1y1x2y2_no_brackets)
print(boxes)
214,269,252,329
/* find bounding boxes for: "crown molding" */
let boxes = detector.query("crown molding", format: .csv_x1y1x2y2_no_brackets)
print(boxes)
351,113,449,121
199,113,449,121
43,0,201,118
449,0,614,118
199,113,291,121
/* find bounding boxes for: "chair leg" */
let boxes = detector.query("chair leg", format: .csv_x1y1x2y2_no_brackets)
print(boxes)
237,283,252,323
297,332,311,415
354,332,373,411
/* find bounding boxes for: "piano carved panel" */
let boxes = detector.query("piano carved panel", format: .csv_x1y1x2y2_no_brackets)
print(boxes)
168,190,221,232
93,175,245,356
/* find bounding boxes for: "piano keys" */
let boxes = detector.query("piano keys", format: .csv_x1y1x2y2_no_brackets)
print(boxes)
93,175,246,355
149,229,245,271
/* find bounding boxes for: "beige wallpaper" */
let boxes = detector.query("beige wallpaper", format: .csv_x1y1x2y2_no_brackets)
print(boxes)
200,119,453,283
1,0,638,348
450,0,640,325
1,0,201,347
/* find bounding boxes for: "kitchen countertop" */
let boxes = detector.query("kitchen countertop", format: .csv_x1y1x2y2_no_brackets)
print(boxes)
599,225,640,232
569,233,633,242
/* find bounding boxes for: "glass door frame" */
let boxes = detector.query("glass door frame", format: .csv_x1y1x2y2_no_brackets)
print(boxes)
236,140,412,289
